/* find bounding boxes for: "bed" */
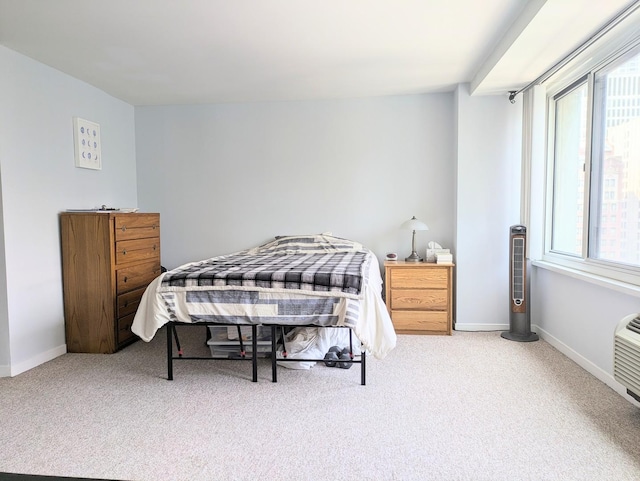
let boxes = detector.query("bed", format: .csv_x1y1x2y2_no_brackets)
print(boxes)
131,234,396,383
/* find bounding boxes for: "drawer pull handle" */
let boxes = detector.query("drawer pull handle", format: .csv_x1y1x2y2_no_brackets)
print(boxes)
123,276,128,283
122,249,127,255
152,225,157,229
153,245,157,250
121,226,127,232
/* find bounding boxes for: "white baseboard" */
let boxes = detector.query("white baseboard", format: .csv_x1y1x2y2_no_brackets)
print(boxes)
1,344,67,377
533,325,640,408
454,322,639,407
454,322,509,332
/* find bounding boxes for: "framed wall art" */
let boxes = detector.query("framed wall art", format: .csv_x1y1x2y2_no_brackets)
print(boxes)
73,117,101,170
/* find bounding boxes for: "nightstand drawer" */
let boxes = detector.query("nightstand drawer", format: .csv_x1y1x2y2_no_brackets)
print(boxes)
389,268,449,289
390,289,448,310
391,311,448,332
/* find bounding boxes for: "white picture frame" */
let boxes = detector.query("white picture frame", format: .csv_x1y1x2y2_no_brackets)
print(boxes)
73,117,101,170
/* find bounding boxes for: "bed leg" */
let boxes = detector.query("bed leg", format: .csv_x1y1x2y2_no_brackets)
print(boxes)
348,330,365,385
172,323,183,357
349,330,354,358
251,325,258,382
271,325,277,383
361,349,366,386
280,326,288,357
236,325,246,358
167,322,174,381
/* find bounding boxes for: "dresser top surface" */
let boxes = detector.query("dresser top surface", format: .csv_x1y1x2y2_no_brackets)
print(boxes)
384,260,454,267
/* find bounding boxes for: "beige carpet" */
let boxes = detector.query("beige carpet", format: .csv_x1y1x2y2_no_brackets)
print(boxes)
1,327,639,481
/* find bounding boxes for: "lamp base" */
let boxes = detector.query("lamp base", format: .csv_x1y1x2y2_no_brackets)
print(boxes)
405,252,423,262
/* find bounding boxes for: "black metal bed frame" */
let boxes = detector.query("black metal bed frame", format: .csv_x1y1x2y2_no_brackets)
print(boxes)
166,321,366,385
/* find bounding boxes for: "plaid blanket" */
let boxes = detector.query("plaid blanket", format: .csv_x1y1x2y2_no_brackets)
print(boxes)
161,250,369,298
132,235,397,358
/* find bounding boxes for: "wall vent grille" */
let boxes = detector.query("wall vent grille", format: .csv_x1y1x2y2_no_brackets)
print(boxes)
614,313,640,399
627,316,640,334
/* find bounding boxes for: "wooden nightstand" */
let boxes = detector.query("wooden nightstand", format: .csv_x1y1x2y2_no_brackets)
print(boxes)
384,261,454,335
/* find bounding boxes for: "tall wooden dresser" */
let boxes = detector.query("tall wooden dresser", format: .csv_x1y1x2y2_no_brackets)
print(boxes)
60,212,161,353
384,261,454,335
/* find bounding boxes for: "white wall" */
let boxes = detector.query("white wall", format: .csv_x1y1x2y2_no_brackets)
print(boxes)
0,46,138,375
532,265,640,406
454,84,523,330
135,95,456,270
0,169,8,369
532,268,639,386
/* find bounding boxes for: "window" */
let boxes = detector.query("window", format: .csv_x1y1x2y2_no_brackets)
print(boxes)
547,46,640,282
550,78,588,257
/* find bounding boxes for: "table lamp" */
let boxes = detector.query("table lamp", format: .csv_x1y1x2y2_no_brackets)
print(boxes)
401,216,429,262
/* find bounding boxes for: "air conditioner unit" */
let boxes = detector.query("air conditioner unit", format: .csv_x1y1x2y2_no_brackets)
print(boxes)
614,313,640,402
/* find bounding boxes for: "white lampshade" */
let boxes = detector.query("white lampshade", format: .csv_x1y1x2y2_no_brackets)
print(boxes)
401,216,429,231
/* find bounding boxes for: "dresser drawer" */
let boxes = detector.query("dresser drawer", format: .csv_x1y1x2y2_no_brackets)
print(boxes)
114,214,160,241
117,313,136,345
117,286,147,318
391,311,448,332
117,261,161,293
390,288,448,310
389,267,449,289
115,237,160,265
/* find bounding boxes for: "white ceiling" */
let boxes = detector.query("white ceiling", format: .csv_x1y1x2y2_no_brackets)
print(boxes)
0,0,636,105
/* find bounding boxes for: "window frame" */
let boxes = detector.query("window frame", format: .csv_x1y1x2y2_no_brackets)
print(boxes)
543,42,640,287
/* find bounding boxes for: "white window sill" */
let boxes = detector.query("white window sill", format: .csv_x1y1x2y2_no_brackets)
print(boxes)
532,260,640,298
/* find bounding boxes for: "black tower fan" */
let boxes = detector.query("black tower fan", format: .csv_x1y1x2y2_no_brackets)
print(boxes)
501,225,539,342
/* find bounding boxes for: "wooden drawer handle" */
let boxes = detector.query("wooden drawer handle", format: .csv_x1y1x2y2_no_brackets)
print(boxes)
122,249,127,255
123,276,128,283
121,226,127,232
153,245,157,250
